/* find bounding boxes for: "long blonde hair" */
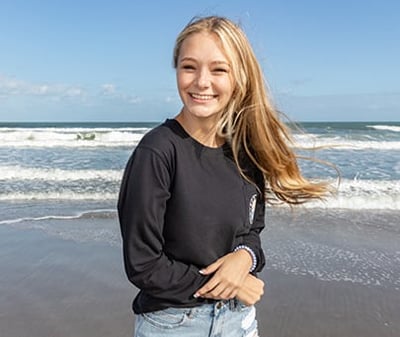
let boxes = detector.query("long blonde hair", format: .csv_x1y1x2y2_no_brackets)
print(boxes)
173,16,330,204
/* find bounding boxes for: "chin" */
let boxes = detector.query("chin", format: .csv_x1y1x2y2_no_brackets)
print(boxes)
186,106,220,118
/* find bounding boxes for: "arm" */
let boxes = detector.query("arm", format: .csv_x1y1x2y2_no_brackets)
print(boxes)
118,147,208,302
194,182,266,299
238,194,266,274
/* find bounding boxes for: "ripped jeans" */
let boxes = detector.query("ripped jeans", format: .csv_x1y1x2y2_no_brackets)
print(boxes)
133,299,258,337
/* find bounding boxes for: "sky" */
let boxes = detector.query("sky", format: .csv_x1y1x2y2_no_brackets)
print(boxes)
0,0,399,122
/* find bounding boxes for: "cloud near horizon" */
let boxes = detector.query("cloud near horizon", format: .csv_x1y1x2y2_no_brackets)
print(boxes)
0,74,399,122
0,74,87,100
0,74,144,105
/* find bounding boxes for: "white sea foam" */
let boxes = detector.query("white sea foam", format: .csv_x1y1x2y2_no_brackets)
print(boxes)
1,126,400,150
0,166,123,181
0,208,116,226
0,208,120,246
0,191,117,201
303,179,400,210
293,134,400,150
1,178,399,209
0,128,149,148
265,241,400,288
366,124,400,133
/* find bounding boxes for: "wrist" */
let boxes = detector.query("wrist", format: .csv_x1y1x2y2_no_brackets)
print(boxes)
234,245,257,272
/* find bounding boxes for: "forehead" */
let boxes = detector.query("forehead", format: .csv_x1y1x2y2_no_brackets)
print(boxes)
178,32,229,63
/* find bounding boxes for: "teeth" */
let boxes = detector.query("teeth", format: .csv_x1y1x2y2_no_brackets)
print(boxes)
191,93,215,100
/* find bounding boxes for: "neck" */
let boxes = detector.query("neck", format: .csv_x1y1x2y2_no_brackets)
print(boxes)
175,109,224,148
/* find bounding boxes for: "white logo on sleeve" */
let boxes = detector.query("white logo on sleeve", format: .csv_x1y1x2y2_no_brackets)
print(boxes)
249,194,257,225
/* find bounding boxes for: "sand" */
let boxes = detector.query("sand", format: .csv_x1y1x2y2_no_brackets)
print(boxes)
1,213,399,337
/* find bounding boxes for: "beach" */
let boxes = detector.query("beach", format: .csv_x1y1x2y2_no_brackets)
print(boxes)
1,208,399,337
0,224,134,337
1,121,399,336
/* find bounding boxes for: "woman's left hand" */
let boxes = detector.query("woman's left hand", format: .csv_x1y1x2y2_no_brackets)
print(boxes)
194,249,253,300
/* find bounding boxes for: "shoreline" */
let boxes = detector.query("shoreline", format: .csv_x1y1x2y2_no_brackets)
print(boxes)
1,210,399,337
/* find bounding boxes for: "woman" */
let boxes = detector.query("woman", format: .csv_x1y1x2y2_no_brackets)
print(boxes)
118,16,328,337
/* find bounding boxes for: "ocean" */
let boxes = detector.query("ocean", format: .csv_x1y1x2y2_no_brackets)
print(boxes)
1,121,399,209
1,121,399,290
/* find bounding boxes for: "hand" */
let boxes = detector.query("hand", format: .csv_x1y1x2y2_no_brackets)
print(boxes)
194,250,253,300
236,274,264,306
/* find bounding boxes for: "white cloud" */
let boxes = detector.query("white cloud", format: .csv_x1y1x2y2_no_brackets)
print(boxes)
63,87,86,98
0,74,86,99
99,83,141,104
128,96,141,104
0,75,144,107
0,75,26,95
101,83,116,95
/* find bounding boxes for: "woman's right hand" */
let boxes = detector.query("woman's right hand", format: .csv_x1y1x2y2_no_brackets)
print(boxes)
236,274,264,306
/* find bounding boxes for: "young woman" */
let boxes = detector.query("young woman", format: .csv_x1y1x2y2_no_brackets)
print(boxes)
118,16,328,337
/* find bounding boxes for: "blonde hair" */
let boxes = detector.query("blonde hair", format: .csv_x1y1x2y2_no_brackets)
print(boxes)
173,16,330,204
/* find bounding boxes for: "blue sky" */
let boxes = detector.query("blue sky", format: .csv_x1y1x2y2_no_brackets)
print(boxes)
0,0,399,122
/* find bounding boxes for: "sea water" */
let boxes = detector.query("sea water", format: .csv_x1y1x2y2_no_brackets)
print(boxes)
1,121,399,209
1,121,399,289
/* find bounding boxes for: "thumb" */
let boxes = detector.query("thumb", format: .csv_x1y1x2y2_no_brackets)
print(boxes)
199,258,224,275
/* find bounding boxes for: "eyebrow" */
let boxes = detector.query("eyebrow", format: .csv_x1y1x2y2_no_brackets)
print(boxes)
179,57,230,66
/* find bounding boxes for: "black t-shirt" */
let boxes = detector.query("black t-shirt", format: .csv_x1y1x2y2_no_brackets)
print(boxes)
118,119,265,314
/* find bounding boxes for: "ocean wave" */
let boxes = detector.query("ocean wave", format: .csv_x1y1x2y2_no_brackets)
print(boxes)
1,178,399,209
1,126,400,150
302,179,400,210
0,191,117,201
0,208,120,246
294,134,400,150
0,208,116,226
0,128,149,148
366,124,400,133
0,166,123,181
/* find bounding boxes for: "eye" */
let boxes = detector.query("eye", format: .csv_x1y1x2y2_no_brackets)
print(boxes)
213,68,229,74
181,64,195,70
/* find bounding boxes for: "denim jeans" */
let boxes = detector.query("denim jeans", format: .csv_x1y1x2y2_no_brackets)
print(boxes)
133,299,258,337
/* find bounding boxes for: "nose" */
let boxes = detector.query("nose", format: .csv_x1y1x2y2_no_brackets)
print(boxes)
196,69,211,88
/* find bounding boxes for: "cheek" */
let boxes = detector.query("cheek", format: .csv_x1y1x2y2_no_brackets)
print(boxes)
177,72,192,89
219,79,234,98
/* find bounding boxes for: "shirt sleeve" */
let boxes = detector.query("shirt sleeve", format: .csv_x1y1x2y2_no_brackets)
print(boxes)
240,195,266,274
117,146,209,302
237,161,266,274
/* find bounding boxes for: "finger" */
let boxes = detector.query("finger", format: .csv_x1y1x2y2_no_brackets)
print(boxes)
199,258,224,275
194,277,220,297
204,283,234,300
219,287,237,300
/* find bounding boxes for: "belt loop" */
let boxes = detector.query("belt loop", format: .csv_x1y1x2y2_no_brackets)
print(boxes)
216,301,224,310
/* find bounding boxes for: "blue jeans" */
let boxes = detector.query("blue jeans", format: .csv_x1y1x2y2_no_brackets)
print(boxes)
134,299,258,337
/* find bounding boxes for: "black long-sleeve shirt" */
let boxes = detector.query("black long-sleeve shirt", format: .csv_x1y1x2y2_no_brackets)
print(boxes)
118,119,265,314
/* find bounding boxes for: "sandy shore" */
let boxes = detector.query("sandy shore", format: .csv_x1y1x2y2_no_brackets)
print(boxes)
1,218,399,337
258,269,400,337
0,225,133,337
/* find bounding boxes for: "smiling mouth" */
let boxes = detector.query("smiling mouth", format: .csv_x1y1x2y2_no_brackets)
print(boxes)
190,93,217,100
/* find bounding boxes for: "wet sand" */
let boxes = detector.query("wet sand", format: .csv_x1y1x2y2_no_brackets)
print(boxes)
1,217,399,337
258,269,400,337
0,226,133,337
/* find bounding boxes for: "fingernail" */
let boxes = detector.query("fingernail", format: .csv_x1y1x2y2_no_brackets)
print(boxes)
193,293,200,298
199,269,205,274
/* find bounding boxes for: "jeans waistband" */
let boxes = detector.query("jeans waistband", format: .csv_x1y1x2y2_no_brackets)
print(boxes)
199,298,244,312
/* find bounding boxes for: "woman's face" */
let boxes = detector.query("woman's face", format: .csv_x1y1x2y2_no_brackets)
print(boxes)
176,32,234,121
